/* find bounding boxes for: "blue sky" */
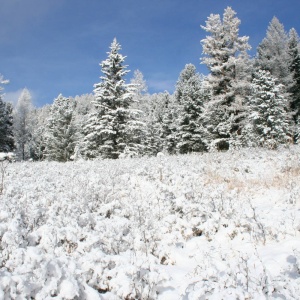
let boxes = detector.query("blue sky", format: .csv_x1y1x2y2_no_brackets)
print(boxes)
1,0,300,107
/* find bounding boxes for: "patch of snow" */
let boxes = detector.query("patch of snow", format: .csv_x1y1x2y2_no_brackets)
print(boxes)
0,146,299,298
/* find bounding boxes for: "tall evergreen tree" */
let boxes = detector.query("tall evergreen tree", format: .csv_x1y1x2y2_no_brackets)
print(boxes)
44,94,77,161
288,28,300,124
82,39,143,159
138,92,178,155
201,6,251,150
256,17,293,89
139,93,164,156
0,97,14,152
244,70,292,149
160,92,178,154
295,116,300,143
175,64,208,153
13,88,34,160
0,75,14,152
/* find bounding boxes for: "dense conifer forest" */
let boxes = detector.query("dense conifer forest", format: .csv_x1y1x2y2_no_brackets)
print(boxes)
1,7,300,160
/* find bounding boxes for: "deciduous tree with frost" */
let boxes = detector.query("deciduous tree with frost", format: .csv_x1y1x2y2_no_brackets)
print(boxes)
13,88,33,160
201,7,252,150
29,105,51,160
130,69,148,101
256,17,293,90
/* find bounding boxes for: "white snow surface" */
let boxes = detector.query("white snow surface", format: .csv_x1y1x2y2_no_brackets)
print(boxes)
0,146,300,299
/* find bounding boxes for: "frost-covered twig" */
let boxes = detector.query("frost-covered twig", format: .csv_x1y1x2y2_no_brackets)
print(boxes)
0,160,9,195
249,202,267,245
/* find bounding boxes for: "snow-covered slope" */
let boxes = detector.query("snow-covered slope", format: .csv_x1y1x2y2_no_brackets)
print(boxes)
0,146,300,299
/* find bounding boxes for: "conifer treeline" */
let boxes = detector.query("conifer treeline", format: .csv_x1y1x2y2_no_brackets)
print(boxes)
1,7,300,161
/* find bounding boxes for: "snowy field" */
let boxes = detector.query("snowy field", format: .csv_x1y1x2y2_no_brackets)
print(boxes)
0,146,300,300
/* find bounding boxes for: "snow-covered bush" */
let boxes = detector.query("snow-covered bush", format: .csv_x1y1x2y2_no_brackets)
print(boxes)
0,152,15,162
0,146,299,299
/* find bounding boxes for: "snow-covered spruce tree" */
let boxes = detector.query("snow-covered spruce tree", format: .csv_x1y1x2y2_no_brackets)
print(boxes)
295,116,300,143
82,39,144,159
256,17,293,89
0,75,14,152
44,94,77,161
244,70,292,149
137,93,162,156
201,7,252,151
288,28,300,125
138,92,177,155
175,64,208,153
130,72,177,156
68,94,95,159
13,88,34,160
160,92,178,154
0,97,14,152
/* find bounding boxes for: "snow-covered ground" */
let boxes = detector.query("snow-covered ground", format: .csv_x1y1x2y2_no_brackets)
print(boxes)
0,146,300,299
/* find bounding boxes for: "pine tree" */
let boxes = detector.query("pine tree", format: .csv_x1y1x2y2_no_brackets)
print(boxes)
82,39,143,159
201,7,251,150
256,17,293,89
244,70,292,149
13,88,33,160
175,64,208,153
288,28,300,124
44,94,77,161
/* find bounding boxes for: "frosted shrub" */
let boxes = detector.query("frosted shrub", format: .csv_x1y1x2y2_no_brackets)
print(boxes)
0,248,83,299
0,146,299,298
